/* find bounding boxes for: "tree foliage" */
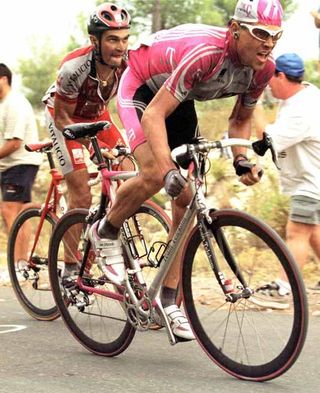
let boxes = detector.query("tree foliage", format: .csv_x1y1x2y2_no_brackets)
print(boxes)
128,0,298,33
17,39,63,109
17,0,299,106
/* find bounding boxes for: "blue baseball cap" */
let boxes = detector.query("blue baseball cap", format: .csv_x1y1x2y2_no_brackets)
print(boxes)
275,53,304,78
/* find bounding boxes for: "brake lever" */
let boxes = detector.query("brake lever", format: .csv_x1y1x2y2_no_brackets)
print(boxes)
252,132,281,170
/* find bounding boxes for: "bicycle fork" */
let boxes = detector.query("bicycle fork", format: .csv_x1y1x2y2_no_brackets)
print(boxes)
198,216,253,303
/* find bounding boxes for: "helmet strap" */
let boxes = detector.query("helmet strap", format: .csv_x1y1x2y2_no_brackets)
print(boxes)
93,34,118,69
92,34,107,66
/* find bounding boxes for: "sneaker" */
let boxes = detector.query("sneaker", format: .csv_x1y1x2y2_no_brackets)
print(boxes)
60,262,80,291
309,281,320,291
248,280,291,310
15,259,28,271
14,259,29,283
88,221,125,286
164,305,195,341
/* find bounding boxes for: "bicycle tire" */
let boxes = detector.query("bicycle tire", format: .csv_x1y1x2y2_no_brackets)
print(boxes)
182,209,308,382
7,206,59,321
49,201,172,355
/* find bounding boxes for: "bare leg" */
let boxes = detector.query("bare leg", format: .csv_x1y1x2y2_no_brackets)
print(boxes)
282,219,314,280
107,142,163,227
63,168,91,265
65,168,91,209
310,225,320,259
1,201,30,261
162,188,192,289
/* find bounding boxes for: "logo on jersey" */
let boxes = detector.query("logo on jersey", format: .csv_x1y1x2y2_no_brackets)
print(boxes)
127,128,136,143
66,60,91,90
72,148,85,165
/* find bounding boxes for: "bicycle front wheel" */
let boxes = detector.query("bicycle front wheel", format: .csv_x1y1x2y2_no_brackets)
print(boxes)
7,207,59,321
182,209,308,382
49,208,136,356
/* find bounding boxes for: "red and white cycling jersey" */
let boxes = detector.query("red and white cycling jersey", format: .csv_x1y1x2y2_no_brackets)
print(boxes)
43,45,126,175
44,45,126,118
128,24,275,106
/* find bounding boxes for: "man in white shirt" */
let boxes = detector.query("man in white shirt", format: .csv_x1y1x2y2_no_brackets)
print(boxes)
0,63,42,239
255,53,320,299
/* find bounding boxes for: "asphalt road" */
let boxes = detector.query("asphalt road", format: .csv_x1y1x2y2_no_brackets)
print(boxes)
0,286,319,393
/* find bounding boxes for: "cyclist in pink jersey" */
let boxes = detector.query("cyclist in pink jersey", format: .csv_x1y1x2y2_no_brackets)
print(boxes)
89,0,284,341
43,3,131,214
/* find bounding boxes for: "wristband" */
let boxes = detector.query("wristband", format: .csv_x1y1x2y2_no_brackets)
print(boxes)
233,153,248,168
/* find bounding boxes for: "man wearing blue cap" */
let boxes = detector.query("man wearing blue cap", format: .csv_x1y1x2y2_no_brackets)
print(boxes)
255,53,320,302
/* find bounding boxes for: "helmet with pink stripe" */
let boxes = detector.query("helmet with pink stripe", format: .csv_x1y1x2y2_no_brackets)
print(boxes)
232,0,283,27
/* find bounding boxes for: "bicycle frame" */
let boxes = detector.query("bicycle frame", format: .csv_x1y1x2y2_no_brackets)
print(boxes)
76,136,261,328
23,143,65,267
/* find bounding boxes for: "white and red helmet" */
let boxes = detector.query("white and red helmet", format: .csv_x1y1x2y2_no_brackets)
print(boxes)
88,2,131,35
232,0,283,27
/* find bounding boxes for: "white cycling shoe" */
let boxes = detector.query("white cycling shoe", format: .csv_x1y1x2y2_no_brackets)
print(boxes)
88,221,126,286
164,305,195,341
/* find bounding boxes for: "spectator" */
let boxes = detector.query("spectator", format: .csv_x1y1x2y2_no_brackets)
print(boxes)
43,2,131,215
0,63,42,259
254,53,320,300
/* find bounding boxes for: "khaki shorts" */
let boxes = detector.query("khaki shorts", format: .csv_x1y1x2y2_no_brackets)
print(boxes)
289,195,320,225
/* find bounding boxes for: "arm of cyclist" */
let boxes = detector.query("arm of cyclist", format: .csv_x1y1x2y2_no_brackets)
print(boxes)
141,86,187,198
228,99,262,186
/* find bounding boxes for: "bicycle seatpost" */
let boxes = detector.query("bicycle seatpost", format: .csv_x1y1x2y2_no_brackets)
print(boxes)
90,136,107,167
47,151,56,170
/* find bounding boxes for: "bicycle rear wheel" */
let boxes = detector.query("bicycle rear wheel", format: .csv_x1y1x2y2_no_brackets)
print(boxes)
7,207,59,321
182,209,308,381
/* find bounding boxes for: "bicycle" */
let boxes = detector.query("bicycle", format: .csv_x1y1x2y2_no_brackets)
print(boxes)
48,123,308,382
7,140,66,320
7,137,170,322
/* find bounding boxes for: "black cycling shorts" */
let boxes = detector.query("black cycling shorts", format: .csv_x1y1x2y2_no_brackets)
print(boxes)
1,164,39,202
131,84,199,150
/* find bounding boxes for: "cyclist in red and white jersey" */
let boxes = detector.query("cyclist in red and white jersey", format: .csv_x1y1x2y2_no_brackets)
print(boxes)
43,2,131,213
88,0,284,341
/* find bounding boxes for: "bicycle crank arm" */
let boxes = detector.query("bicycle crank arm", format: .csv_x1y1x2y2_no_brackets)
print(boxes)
154,298,177,345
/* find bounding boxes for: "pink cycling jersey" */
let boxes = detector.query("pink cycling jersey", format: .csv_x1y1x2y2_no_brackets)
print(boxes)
118,24,275,151
129,24,274,105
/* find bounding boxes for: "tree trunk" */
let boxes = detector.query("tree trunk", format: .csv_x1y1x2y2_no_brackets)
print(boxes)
152,0,162,33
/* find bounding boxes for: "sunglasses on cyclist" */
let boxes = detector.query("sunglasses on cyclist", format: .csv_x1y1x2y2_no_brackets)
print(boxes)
239,23,283,43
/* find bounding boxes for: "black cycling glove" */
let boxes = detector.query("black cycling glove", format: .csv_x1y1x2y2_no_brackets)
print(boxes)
233,154,263,178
